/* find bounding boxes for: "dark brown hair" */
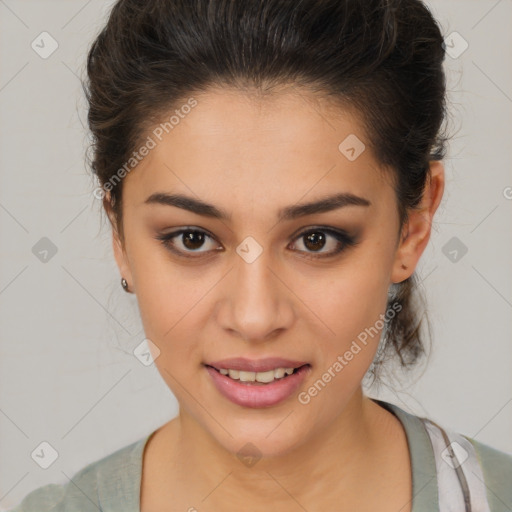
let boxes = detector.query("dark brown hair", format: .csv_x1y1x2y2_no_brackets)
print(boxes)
84,0,449,384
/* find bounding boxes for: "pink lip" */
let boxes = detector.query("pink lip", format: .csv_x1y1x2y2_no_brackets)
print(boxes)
205,357,310,373
205,364,311,408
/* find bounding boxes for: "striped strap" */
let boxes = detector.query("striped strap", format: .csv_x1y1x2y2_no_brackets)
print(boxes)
421,418,491,512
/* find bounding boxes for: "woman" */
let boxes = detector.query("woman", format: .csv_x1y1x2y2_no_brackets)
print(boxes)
10,0,512,511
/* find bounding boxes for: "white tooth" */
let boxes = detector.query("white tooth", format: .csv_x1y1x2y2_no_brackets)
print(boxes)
274,368,286,379
255,370,276,383
228,369,240,379
222,367,296,382
238,370,256,382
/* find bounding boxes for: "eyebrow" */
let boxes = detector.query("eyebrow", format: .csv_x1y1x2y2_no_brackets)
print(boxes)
144,191,371,222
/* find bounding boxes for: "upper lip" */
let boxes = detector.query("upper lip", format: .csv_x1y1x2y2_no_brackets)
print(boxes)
205,357,310,373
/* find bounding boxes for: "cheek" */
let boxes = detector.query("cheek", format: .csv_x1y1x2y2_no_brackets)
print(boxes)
127,245,206,365
308,248,392,384
136,272,205,397
319,240,392,323
316,278,388,361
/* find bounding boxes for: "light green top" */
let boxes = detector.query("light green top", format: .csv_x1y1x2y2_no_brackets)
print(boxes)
8,399,512,511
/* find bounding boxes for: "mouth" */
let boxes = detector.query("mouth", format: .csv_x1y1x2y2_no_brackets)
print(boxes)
204,363,311,385
203,361,312,408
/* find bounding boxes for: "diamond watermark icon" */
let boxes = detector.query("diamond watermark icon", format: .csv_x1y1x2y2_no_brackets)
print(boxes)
134,338,160,366
338,134,366,161
236,236,263,264
31,441,59,469
32,237,58,263
31,31,59,59
443,31,468,59
441,441,469,469
442,236,468,263
236,442,262,468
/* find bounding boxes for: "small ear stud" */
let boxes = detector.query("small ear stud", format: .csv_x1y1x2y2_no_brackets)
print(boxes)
121,277,130,293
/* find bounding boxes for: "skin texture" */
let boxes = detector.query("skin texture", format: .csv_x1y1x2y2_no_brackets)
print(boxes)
107,85,444,510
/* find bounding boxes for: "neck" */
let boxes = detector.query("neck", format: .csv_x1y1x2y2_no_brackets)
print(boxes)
167,388,390,508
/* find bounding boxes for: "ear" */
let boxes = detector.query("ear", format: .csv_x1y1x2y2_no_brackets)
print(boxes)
104,194,134,292
390,160,445,284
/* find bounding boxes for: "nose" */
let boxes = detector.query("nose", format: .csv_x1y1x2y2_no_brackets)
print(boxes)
216,249,295,343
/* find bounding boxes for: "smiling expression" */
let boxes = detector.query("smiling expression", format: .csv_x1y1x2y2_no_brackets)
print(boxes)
109,84,426,456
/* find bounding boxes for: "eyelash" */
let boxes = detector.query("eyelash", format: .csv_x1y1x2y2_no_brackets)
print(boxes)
155,226,359,260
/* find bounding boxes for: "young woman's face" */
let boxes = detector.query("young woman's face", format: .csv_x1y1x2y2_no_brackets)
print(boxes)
111,86,420,456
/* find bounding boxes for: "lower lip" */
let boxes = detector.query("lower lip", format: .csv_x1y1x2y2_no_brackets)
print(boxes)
205,364,311,408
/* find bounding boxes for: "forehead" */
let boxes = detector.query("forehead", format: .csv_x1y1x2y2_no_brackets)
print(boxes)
122,86,392,213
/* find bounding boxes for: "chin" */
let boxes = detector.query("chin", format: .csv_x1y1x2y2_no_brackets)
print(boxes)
204,414,309,461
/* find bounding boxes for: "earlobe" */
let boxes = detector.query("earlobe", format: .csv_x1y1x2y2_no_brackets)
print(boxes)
390,160,445,284
112,230,133,292
105,193,134,292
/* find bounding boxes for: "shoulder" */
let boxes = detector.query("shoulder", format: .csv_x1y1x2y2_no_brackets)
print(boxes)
466,435,512,472
374,399,512,511
7,435,150,512
463,435,512,510
7,460,99,512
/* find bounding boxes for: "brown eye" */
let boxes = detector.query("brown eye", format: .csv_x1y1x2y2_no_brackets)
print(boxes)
155,228,220,257
303,231,327,252
181,230,207,250
290,227,358,259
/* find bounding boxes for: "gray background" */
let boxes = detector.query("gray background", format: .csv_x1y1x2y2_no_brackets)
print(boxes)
1,0,511,508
